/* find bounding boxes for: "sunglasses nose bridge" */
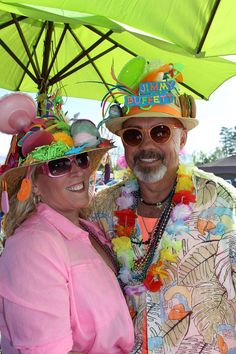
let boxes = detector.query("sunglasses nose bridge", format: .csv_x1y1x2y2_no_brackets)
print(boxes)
71,154,90,171
70,155,81,170
138,128,153,146
70,161,84,177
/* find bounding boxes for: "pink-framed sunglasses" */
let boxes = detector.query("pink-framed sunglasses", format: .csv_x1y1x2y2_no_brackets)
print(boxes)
36,152,90,178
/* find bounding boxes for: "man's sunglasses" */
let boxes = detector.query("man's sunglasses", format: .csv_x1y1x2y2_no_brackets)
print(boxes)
117,123,183,147
37,152,90,178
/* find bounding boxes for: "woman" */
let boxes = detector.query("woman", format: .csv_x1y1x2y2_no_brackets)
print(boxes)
0,93,134,354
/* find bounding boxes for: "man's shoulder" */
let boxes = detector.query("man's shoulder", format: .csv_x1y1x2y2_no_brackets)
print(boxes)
82,180,125,218
97,180,125,196
193,167,236,202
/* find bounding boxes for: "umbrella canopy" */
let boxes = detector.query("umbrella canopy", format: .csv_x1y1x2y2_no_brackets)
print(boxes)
1,0,236,101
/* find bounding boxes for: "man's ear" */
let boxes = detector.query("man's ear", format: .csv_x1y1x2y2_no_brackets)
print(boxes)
180,129,187,149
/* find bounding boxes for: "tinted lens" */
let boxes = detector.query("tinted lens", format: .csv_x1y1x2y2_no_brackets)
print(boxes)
122,129,143,146
75,153,90,169
48,158,71,176
150,125,171,144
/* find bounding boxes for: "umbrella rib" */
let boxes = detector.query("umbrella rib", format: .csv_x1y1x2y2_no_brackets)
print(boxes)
45,24,68,82
16,22,47,91
179,82,207,100
11,13,41,82
85,25,137,56
49,45,118,85
68,26,114,97
0,15,27,30
41,21,54,92
0,39,38,84
49,29,114,84
195,0,221,55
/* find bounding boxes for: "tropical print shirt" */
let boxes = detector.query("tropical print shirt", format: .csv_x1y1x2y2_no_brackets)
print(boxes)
89,168,236,354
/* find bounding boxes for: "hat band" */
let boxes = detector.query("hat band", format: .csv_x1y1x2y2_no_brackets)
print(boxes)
125,104,182,117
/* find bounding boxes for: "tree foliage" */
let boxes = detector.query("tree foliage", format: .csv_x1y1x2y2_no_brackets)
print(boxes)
193,147,225,165
220,126,236,156
193,126,236,165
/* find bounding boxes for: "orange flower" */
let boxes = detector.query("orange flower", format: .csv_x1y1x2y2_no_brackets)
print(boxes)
115,225,134,238
143,261,169,292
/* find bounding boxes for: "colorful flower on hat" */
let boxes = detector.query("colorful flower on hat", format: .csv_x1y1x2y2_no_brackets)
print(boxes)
25,140,70,163
98,139,112,148
53,132,73,147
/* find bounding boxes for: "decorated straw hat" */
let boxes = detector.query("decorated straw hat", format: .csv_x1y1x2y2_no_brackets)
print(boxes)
0,92,113,212
99,56,199,134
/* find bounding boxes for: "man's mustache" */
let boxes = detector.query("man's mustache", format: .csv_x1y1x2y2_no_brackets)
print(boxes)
134,150,164,163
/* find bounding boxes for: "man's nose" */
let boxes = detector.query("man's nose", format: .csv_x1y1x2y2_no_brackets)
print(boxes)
139,130,154,148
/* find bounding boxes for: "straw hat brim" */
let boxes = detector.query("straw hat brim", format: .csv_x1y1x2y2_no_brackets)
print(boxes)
105,111,199,134
0,145,112,201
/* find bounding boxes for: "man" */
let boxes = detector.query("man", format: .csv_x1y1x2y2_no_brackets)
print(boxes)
88,57,236,353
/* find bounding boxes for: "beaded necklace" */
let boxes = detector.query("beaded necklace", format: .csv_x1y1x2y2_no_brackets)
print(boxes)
80,220,118,273
140,186,175,208
132,199,175,282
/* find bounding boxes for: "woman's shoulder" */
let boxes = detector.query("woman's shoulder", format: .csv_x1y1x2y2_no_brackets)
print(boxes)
2,213,67,264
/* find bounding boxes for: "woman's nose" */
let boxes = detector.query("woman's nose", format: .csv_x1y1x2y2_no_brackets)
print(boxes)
70,160,84,174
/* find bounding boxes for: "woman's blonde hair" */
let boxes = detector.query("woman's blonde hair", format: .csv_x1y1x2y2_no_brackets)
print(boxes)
3,166,38,238
2,165,97,237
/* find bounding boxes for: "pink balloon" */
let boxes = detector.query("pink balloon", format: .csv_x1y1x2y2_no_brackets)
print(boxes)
0,93,36,134
8,110,32,131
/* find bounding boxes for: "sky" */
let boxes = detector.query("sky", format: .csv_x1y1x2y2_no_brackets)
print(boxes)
0,75,236,160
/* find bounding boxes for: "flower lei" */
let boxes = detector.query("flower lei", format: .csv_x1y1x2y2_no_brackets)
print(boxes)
111,160,196,293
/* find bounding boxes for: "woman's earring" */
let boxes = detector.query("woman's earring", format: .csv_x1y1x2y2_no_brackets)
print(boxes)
33,194,41,205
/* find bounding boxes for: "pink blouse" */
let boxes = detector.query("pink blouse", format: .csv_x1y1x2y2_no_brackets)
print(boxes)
0,203,134,353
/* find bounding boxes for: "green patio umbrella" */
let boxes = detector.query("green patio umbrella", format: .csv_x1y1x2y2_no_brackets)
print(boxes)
1,0,236,101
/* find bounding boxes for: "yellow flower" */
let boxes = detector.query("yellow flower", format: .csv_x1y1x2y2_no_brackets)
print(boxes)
178,165,188,175
160,248,177,262
178,164,194,175
176,175,193,192
112,236,132,253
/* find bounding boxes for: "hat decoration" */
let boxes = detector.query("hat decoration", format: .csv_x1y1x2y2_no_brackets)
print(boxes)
0,92,114,215
98,56,197,133
1,180,9,214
